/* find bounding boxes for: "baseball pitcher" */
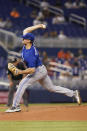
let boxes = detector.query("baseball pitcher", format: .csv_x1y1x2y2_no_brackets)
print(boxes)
6,24,81,113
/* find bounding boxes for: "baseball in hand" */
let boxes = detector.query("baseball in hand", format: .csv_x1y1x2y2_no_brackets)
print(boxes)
42,24,46,29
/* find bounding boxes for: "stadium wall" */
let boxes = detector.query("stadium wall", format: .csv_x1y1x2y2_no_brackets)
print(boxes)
0,88,87,104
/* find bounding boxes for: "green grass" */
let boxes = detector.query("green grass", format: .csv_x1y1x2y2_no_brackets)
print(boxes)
0,108,5,112
0,121,87,131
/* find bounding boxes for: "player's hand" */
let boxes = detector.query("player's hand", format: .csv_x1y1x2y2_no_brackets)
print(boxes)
39,24,46,29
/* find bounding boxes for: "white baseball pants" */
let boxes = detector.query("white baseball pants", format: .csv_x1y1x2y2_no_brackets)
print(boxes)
12,65,74,107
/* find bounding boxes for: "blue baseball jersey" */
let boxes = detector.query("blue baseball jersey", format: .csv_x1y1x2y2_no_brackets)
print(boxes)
22,45,42,68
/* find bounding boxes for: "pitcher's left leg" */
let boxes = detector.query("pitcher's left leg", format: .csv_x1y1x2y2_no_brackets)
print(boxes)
40,75,81,104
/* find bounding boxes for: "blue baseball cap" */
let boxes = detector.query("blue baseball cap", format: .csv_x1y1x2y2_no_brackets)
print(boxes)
22,33,35,42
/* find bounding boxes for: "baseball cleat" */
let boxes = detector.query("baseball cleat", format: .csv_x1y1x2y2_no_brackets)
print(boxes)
5,106,21,113
74,90,81,105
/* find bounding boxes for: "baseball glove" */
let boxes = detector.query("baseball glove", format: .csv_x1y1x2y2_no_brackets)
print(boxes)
8,63,20,76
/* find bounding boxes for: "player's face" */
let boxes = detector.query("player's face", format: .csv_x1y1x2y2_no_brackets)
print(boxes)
22,39,31,45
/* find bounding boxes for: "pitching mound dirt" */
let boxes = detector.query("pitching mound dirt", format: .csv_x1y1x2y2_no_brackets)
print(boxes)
0,105,87,121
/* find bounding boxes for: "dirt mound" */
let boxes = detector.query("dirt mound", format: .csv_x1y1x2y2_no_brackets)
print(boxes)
0,105,87,121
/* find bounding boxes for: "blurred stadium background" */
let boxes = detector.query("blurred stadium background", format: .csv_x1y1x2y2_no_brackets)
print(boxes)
0,0,87,104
